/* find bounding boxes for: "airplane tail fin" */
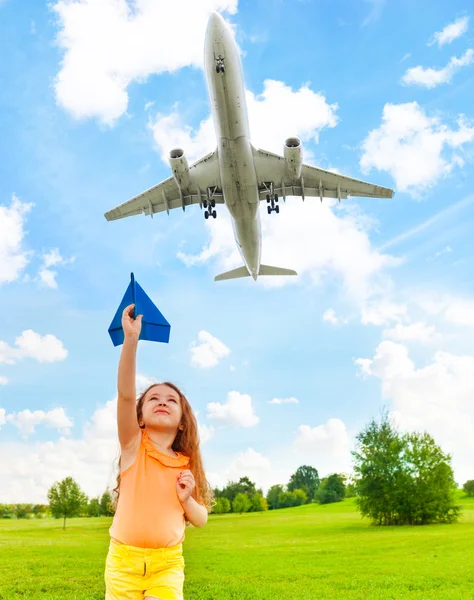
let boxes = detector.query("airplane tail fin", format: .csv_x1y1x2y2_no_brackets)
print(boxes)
214,264,297,281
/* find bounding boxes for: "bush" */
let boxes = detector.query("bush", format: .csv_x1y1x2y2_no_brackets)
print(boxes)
232,493,251,514
212,497,231,514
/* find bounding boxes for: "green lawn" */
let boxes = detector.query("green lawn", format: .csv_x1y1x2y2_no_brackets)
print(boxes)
1,493,473,599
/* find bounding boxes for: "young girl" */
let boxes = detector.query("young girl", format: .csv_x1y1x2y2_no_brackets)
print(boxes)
104,304,213,600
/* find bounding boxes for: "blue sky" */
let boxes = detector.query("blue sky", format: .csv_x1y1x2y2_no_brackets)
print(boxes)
1,0,474,503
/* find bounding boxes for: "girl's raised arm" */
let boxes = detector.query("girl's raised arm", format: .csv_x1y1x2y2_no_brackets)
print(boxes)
117,304,143,449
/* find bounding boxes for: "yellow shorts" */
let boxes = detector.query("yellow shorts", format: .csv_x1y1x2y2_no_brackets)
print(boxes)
104,538,185,600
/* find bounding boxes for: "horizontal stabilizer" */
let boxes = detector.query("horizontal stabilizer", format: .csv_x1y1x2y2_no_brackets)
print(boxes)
214,266,251,281
214,264,298,281
259,264,297,277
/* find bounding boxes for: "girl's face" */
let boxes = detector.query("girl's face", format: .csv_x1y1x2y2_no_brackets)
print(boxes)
140,384,183,432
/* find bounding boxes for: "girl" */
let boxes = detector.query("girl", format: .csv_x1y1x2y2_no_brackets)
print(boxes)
104,304,213,600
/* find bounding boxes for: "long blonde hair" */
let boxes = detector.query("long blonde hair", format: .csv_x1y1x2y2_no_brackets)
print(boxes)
112,382,213,512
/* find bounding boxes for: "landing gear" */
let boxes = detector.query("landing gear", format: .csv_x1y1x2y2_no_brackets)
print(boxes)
215,57,225,73
266,191,279,214
203,189,218,219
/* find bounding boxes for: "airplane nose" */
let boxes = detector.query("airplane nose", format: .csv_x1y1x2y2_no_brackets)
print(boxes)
208,11,225,29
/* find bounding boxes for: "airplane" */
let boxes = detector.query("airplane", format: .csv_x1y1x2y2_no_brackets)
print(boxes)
104,11,394,282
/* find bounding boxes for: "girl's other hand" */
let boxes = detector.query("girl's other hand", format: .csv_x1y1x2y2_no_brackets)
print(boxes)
176,470,196,503
122,304,143,339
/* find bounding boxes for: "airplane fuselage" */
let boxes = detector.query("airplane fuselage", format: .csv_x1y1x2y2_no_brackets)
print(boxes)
204,12,261,280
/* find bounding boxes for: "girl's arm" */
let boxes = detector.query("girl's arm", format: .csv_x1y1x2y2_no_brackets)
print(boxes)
117,304,143,449
180,496,209,528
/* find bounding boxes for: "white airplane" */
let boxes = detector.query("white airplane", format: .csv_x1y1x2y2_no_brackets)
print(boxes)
105,11,394,281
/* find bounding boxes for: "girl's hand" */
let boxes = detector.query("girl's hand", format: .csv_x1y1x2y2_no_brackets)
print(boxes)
122,304,143,339
176,470,195,504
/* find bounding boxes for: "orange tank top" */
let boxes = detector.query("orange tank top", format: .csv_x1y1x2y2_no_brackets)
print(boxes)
109,429,190,549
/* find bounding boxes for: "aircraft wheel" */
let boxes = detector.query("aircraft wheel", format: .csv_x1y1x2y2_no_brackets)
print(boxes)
212,210,217,218
211,199,216,208
275,205,280,214
205,211,209,219
266,195,270,203
267,206,272,215
216,65,220,73
203,200,208,209
274,194,279,203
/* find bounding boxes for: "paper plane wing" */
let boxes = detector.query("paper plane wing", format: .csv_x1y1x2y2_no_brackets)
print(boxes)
108,274,170,346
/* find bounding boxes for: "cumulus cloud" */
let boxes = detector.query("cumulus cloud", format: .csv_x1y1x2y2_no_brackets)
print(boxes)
6,408,73,437
189,331,230,368
0,330,68,365
415,293,474,327
355,340,474,484
401,49,474,88
428,16,469,47
293,418,353,475
52,0,238,125
0,195,32,285
268,397,299,405
323,308,348,325
360,102,474,195
207,390,259,427
383,322,441,344
37,248,74,289
0,376,8,386
151,79,338,163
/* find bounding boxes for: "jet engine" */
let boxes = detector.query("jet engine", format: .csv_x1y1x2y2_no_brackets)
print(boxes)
284,137,303,179
169,148,190,190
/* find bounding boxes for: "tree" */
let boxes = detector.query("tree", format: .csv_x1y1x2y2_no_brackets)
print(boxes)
221,477,259,505
463,480,474,497
212,497,231,514
352,410,461,526
250,493,268,512
87,498,102,517
232,493,251,514
288,466,320,502
100,489,115,516
47,477,88,529
291,489,307,506
315,474,345,504
266,484,284,510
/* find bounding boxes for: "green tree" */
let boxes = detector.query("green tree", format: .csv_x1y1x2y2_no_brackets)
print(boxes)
212,497,231,514
250,493,268,512
352,410,461,526
100,489,115,516
47,477,88,529
463,480,474,497
266,484,284,510
87,498,102,517
316,474,346,504
277,491,295,508
221,477,259,505
288,465,320,502
232,493,251,514
291,489,307,506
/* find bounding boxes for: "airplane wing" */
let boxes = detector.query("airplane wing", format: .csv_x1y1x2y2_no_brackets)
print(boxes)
104,150,223,221
252,147,394,201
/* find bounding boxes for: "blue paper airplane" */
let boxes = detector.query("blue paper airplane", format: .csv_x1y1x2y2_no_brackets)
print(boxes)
108,273,170,346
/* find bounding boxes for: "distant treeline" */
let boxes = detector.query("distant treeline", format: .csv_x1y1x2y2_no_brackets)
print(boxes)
2,411,474,527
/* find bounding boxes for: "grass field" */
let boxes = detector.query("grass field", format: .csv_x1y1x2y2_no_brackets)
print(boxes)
1,493,473,599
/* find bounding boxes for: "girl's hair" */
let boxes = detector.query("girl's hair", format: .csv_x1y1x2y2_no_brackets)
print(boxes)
112,382,214,513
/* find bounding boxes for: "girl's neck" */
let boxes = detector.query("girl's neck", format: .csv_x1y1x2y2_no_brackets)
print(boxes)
145,429,179,457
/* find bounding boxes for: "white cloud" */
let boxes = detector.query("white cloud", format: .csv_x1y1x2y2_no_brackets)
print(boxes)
293,418,353,475
6,408,73,437
360,102,474,195
198,423,215,445
361,300,408,326
207,390,259,427
268,397,299,405
37,248,74,290
0,408,6,426
0,376,8,386
428,16,469,47
0,195,32,285
415,293,474,327
151,79,338,163
401,49,474,88
52,0,238,125
355,340,474,484
189,331,230,368
383,322,441,344
0,330,68,364
323,308,348,325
